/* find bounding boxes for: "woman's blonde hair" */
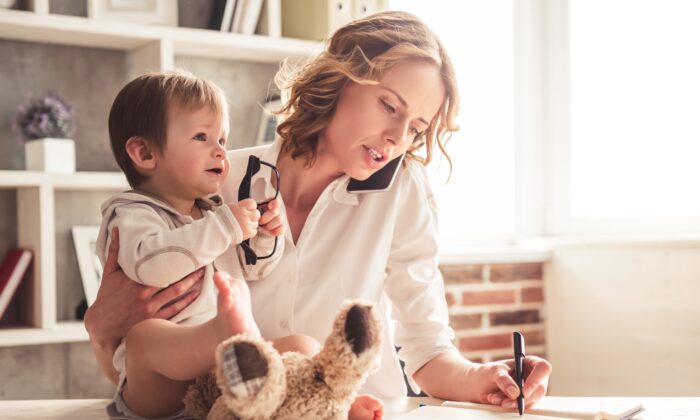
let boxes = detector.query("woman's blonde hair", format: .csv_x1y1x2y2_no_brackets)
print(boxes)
275,10,459,170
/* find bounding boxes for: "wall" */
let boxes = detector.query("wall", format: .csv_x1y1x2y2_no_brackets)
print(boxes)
545,240,700,396
441,262,547,363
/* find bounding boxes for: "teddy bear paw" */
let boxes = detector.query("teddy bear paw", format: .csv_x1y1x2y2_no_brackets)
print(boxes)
220,341,269,398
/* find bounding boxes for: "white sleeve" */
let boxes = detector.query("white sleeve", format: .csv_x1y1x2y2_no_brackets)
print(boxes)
383,164,459,393
108,203,243,288
213,230,284,281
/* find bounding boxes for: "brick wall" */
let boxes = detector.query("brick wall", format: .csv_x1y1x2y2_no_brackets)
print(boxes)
440,262,546,363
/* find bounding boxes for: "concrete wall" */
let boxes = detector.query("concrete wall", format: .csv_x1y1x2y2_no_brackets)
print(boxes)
545,239,700,396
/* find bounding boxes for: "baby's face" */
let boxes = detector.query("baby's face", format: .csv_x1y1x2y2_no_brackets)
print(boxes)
157,103,230,199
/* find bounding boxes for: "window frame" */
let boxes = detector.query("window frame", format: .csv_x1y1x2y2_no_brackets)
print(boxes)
539,0,700,236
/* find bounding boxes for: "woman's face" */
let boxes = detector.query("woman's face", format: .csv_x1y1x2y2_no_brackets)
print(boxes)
320,60,445,180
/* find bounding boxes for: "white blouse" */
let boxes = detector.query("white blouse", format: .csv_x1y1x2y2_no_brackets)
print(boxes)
220,139,458,398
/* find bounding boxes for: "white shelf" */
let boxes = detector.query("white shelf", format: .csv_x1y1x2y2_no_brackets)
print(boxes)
0,170,128,190
0,171,128,347
0,322,88,347
0,8,323,63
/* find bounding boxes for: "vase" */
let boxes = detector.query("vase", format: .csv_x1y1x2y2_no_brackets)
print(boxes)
24,138,76,173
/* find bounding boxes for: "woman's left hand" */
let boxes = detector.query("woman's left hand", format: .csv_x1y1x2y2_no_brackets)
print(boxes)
473,355,552,409
259,198,285,236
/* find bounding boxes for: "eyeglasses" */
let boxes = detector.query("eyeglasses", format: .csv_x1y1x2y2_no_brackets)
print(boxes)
238,155,280,265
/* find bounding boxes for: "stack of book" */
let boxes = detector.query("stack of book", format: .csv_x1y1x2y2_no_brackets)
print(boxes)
210,0,268,35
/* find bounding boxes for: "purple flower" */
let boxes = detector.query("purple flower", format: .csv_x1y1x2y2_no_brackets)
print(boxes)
14,92,75,141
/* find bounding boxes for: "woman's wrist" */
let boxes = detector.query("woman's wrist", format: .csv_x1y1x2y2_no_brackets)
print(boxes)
83,305,119,352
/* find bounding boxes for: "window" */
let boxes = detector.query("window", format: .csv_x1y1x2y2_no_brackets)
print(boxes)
389,0,516,245
550,0,700,234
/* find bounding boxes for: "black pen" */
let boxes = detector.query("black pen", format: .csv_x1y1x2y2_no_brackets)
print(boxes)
513,331,525,416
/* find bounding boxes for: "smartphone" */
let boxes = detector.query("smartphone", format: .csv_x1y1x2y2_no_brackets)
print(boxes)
347,154,405,193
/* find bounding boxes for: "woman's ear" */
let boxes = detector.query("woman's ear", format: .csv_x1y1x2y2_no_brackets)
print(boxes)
125,136,157,171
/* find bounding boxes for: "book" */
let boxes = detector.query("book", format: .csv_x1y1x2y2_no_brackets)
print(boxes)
208,0,237,31
231,0,247,32
394,399,645,420
0,249,32,319
221,0,238,32
240,0,264,35
257,0,281,37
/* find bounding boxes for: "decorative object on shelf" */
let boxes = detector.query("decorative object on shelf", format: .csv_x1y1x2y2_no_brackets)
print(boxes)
87,0,178,26
71,226,102,307
15,92,76,173
282,0,386,41
256,96,282,145
0,248,32,320
0,0,17,10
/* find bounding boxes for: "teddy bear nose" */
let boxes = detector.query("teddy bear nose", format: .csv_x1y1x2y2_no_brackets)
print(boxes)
344,305,373,355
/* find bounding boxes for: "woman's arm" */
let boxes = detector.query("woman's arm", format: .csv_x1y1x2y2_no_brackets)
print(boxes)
84,228,205,384
108,204,240,288
384,163,552,406
413,351,552,408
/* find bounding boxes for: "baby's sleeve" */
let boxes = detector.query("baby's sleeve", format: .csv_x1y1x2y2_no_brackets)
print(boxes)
109,203,242,288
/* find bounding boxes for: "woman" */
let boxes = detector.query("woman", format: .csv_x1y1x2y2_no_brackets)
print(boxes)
86,10,551,411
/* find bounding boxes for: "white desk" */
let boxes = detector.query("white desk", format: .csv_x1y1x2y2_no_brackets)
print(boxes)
0,397,698,419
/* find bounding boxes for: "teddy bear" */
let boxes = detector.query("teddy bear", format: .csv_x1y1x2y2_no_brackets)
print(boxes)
183,300,383,420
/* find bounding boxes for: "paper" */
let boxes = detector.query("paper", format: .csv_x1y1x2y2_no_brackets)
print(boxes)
442,399,644,420
393,406,571,420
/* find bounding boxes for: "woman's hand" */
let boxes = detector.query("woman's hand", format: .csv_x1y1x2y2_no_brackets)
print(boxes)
474,355,552,410
258,198,285,236
83,227,205,351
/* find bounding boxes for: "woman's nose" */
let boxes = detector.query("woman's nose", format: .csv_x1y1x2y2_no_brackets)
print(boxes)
386,123,410,147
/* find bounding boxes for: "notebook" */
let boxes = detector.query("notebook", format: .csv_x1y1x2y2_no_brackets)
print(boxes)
394,398,644,420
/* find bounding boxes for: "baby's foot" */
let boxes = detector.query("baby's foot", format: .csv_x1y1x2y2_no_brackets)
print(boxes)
349,394,384,420
213,271,261,341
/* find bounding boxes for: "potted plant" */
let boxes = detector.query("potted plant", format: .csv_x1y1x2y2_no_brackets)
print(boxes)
15,92,76,173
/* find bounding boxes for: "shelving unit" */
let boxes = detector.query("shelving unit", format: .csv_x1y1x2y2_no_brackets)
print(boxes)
0,8,322,65
0,3,321,347
0,171,128,347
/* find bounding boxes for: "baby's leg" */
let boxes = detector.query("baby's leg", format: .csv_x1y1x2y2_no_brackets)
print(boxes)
270,334,321,356
122,272,260,417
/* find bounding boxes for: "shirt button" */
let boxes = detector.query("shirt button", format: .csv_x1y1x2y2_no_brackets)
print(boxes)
280,320,288,329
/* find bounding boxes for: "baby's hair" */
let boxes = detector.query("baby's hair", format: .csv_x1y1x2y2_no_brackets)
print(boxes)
108,70,229,187
275,11,459,170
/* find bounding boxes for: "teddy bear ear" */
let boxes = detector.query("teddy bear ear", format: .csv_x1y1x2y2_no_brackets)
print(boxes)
344,304,374,355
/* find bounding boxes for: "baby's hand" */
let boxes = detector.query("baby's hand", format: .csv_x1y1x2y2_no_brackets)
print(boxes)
349,394,383,420
259,198,285,237
229,198,260,240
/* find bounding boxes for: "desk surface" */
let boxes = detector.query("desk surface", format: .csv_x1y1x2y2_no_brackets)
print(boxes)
0,396,698,419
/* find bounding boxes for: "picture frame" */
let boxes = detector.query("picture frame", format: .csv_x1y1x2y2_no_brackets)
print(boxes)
71,226,103,306
255,98,283,146
87,0,178,26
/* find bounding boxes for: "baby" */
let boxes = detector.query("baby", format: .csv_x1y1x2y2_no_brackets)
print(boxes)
97,70,382,419
96,70,289,418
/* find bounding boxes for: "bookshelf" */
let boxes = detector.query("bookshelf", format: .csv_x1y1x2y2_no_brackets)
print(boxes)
0,2,321,347
0,171,128,347
0,7,322,66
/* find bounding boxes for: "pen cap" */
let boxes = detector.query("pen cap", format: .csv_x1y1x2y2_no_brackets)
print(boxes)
513,331,525,356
